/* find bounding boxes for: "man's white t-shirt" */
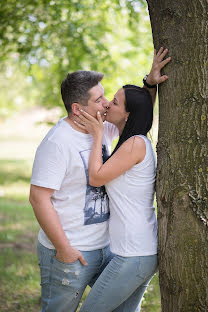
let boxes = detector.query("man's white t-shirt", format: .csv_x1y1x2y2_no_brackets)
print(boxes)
31,118,118,251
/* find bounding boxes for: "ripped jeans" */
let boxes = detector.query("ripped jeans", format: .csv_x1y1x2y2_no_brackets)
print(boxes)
37,241,114,312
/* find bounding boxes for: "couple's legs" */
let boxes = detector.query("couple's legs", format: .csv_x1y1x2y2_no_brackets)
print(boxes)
80,254,158,312
37,241,114,312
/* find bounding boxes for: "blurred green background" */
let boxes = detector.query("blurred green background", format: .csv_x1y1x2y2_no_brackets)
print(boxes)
0,0,160,311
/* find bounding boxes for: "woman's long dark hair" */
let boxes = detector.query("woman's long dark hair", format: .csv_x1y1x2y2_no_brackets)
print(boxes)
111,84,153,155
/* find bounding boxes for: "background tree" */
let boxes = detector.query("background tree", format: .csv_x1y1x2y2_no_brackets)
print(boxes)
147,0,208,311
0,0,153,118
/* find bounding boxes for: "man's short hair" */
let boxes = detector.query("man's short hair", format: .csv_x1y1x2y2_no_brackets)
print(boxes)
61,70,104,113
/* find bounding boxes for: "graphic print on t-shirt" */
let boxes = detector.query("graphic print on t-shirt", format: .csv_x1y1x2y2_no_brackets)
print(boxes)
79,145,110,225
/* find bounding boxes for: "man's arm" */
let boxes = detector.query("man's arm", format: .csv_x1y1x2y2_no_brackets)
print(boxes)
29,185,87,265
143,47,171,106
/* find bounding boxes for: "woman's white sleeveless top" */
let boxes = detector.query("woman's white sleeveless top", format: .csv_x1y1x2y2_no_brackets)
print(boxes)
106,135,157,257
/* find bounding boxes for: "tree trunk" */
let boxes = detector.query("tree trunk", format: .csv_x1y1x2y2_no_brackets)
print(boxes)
146,1,208,311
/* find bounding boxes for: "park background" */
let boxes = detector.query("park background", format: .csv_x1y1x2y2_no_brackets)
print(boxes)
0,1,161,311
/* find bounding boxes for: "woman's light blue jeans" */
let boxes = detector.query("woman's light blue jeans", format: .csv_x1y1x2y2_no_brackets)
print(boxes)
80,253,158,312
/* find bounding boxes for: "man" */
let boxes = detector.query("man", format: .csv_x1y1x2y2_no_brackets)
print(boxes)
29,48,170,312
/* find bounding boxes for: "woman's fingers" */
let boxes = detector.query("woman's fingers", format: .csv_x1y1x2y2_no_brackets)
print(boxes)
97,111,103,125
74,110,101,128
156,47,164,57
158,48,169,62
156,47,169,63
73,111,103,136
74,120,86,130
76,113,87,123
79,109,96,121
78,109,102,125
157,75,168,84
159,57,171,69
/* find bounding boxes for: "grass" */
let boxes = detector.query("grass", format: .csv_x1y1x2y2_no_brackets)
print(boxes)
0,110,161,311
142,274,161,312
0,159,40,311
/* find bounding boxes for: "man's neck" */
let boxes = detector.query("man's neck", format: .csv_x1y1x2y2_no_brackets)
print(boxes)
65,116,88,134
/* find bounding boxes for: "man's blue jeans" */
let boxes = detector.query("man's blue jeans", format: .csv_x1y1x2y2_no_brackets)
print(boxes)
37,241,114,312
80,253,158,312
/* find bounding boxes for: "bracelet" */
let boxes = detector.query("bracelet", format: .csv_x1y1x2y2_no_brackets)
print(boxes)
143,74,157,89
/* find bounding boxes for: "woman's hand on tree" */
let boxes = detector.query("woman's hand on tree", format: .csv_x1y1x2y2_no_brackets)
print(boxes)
147,47,171,86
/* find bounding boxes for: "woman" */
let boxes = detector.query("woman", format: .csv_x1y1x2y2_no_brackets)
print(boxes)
75,84,157,312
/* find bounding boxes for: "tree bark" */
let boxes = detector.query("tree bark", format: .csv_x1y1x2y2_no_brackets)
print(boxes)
146,1,208,311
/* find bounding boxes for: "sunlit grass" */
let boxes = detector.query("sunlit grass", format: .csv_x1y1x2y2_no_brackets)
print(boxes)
0,248,40,312
0,159,31,201
0,156,41,311
142,274,161,312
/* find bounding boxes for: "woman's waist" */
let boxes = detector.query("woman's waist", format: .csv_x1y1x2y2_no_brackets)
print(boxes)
109,225,158,256
109,214,157,233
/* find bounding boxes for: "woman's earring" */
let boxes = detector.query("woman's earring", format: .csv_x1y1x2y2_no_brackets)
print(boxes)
125,117,128,122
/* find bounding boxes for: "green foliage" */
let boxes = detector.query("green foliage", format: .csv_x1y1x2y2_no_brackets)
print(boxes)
0,0,118,64
0,0,146,65
0,63,37,119
0,0,154,115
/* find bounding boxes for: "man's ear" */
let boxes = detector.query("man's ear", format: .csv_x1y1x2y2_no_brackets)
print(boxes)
71,103,82,115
